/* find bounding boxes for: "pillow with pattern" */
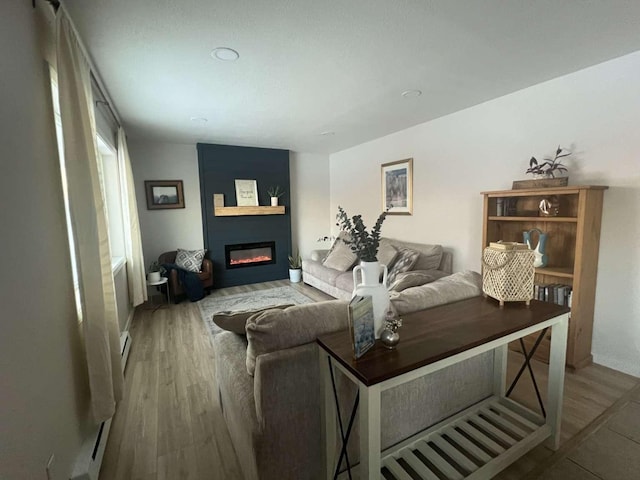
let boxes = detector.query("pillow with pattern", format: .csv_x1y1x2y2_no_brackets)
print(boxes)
386,247,420,286
175,248,206,272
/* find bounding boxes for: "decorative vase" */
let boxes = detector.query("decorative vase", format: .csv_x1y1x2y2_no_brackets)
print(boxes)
352,261,389,339
148,271,161,282
289,268,302,283
271,197,279,206
380,328,400,349
523,228,548,268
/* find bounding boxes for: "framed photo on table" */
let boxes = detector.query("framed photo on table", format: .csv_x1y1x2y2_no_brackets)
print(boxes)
381,158,413,215
145,180,185,210
235,179,259,206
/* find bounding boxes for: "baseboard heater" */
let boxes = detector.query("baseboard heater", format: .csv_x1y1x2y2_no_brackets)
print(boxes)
71,331,131,479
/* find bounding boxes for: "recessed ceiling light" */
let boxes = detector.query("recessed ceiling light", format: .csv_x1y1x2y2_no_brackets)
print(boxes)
211,47,239,61
190,116,208,123
401,89,422,98
320,131,335,136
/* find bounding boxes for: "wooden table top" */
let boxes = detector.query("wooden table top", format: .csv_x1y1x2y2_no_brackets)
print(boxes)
317,296,570,386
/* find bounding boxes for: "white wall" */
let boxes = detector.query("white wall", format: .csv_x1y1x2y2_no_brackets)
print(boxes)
290,152,331,258
128,140,203,268
0,3,91,478
330,51,640,377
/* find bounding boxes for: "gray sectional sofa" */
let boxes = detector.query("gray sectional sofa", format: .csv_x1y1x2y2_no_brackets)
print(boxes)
302,237,453,299
214,270,493,480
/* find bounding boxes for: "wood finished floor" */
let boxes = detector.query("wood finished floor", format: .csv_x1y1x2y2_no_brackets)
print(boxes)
100,281,639,479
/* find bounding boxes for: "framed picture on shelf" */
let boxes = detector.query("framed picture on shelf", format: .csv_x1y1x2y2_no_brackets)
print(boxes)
234,179,259,206
381,158,413,215
144,180,185,210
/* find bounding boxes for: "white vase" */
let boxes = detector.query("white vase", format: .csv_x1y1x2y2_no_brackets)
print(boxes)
271,197,279,206
352,260,389,339
148,271,161,283
289,268,302,283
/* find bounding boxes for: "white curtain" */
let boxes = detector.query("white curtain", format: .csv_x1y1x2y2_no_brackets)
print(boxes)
56,10,123,422
118,127,148,306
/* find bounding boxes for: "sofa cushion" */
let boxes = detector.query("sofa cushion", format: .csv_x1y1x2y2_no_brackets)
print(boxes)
377,242,398,269
302,259,343,286
213,304,294,334
385,239,444,271
390,270,482,315
245,300,349,375
389,269,450,292
175,248,206,272
322,239,357,271
387,247,420,285
335,271,355,293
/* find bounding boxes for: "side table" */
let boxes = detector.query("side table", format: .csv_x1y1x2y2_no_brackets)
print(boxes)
146,277,170,308
317,297,569,480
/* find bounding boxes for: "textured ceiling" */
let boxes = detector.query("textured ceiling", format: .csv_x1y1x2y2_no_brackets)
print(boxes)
63,0,640,153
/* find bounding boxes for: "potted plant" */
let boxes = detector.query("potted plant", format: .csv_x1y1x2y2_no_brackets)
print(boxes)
335,206,387,262
267,185,284,206
148,261,164,282
526,145,570,178
288,251,302,283
336,206,389,337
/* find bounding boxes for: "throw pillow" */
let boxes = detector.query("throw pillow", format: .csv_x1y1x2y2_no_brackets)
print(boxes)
213,304,294,334
175,248,206,272
377,242,398,269
322,238,358,272
389,269,450,292
386,247,420,286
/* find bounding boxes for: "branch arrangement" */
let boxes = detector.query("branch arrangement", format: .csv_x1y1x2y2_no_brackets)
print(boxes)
336,206,387,262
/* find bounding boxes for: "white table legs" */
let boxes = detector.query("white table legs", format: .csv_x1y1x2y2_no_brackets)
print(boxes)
545,313,569,449
359,382,381,479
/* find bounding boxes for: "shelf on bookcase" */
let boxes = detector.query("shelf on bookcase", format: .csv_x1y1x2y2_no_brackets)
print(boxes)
488,216,578,223
535,267,574,279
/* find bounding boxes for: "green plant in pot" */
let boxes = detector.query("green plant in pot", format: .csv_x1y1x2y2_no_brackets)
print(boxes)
526,145,570,178
336,206,389,338
288,250,302,283
148,261,165,283
267,185,284,206
335,206,387,262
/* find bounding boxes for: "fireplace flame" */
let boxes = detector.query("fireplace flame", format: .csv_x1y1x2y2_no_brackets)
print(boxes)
230,255,272,265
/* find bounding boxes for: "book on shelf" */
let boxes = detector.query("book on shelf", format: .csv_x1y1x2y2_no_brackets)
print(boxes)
533,282,572,307
348,295,375,359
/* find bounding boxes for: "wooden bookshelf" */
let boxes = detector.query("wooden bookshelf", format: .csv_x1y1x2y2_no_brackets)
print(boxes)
213,205,285,216
481,185,608,369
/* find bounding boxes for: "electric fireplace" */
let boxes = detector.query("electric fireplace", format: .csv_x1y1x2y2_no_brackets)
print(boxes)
225,241,276,269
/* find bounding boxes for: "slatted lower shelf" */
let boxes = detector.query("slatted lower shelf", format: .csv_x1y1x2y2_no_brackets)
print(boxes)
380,396,547,480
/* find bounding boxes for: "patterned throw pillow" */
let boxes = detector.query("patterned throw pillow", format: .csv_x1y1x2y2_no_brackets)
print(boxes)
175,248,206,273
386,247,420,286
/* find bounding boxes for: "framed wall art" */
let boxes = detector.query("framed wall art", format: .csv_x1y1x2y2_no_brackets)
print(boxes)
381,158,413,215
234,179,259,206
144,180,185,210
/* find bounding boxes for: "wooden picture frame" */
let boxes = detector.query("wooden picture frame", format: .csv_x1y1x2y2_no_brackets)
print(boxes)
234,179,259,206
381,158,413,215
144,180,185,210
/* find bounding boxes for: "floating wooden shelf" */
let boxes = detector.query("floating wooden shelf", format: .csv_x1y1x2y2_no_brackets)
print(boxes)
214,206,285,216
535,266,574,279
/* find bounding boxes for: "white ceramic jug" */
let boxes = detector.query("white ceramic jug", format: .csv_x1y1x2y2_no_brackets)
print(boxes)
352,261,390,339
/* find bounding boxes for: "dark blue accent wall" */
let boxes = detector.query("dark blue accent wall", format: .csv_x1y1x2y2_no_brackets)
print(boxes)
197,143,291,288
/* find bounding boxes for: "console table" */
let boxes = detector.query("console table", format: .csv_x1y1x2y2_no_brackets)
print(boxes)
317,297,569,480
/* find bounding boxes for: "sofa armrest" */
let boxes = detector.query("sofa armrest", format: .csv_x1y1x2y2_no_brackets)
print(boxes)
201,258,212,275
310,249,330,262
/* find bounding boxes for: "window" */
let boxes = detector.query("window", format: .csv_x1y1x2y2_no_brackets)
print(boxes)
50,68,83,322
96,135,126,273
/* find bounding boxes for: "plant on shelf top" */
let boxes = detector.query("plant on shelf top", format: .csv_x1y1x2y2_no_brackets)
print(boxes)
288,251,302,269
336,206,387,262
267,185,285,198
526,145,570,178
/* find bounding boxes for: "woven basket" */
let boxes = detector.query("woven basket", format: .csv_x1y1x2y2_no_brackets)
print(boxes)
482,246,535,306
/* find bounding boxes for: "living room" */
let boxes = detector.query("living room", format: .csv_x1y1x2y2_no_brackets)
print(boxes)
3,1,640,480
